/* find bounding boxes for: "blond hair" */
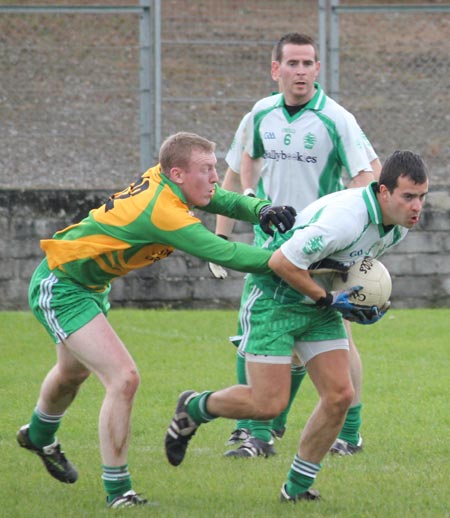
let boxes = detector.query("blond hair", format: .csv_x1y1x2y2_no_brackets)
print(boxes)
159,132,216,175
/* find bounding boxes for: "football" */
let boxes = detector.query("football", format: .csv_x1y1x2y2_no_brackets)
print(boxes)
331,257,392,308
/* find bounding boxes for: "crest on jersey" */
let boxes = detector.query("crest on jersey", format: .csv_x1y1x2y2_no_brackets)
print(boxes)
303,235,324,255
304,132,317,150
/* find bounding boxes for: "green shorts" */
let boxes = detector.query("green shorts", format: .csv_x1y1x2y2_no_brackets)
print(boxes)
28,259,111,344
237,280,347,359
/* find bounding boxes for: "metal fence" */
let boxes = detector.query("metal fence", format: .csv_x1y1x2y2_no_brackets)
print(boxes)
0,2,150,189
161,1,450,190
328,2,450,189
158,0,319,161
0,1,449,190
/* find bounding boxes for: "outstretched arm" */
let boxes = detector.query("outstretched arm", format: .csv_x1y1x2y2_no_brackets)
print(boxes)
209,167,242,279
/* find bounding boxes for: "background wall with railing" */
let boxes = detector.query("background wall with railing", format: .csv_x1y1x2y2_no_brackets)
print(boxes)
0,0,449,309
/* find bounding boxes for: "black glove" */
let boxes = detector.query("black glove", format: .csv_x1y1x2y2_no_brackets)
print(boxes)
316,285,364,319
258,205,297,236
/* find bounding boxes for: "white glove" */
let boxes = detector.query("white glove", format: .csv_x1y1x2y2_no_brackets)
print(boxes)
208,234,229,279
208,262,228,279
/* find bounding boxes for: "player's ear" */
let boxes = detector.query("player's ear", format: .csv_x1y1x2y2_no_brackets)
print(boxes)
271,60,280,82
315,60,321,78
169,167,184,184
378,184,390,201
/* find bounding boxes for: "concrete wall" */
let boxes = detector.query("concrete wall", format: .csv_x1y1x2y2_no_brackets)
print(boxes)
1,189,449,311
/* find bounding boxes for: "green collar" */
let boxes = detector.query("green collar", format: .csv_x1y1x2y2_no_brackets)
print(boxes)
277,82,326,113
306,83,327,111
362,182,383,225
363,183,401,237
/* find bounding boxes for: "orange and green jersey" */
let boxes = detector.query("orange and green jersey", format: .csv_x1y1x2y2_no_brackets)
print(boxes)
40,165,273,291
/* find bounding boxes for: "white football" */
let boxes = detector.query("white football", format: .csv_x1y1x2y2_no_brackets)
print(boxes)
331,257,392,308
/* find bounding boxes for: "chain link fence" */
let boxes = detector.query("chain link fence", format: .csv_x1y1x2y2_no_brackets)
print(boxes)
330,4,450,188
0,3,142,189
159,0,318,162
0,0,449,190
0,0,320,189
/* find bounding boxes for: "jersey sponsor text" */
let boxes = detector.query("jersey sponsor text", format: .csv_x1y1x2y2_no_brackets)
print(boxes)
263,149,318,164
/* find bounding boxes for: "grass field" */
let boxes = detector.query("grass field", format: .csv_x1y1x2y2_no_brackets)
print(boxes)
1,308,449,517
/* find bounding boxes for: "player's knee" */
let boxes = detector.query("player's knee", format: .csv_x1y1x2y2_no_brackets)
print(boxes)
115,368,141,400
324,385,354,416
340,385,355,411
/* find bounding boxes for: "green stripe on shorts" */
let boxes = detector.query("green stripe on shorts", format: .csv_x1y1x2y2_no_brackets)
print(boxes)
240,285,347,357
28,259,111,343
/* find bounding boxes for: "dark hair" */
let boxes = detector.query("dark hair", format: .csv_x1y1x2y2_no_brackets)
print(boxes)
274,33,318,63
159,132,216,175
379,150,428,193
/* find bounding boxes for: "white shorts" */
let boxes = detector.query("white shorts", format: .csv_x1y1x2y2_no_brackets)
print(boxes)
245,337,349,366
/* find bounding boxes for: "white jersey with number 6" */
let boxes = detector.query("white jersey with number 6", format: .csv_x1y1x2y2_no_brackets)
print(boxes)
242,84,377,210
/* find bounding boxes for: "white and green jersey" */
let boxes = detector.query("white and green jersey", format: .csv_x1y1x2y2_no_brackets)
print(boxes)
251,182,408,304
226,102,375,181
243,84,376,208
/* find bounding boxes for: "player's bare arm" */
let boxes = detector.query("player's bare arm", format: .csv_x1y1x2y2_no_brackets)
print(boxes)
268,247,369,322
369,158,382,180
268,249,326,302
240,150,262,196
215,166,241,238
347,158,382,189
347,171,375,189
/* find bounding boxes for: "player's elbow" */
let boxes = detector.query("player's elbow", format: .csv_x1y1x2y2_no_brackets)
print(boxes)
268,250,281,272
269,249,294,278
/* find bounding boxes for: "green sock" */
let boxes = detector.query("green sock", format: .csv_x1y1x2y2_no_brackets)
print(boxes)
235,353,250,431
187,391,217,424
285,455,321,496
249,420,273,442
338,403,362,445
102,464,132,502
28,407,63,448
272,364,307,432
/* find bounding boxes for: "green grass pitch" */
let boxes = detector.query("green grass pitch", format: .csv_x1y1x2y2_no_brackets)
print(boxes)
0,308,448,517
